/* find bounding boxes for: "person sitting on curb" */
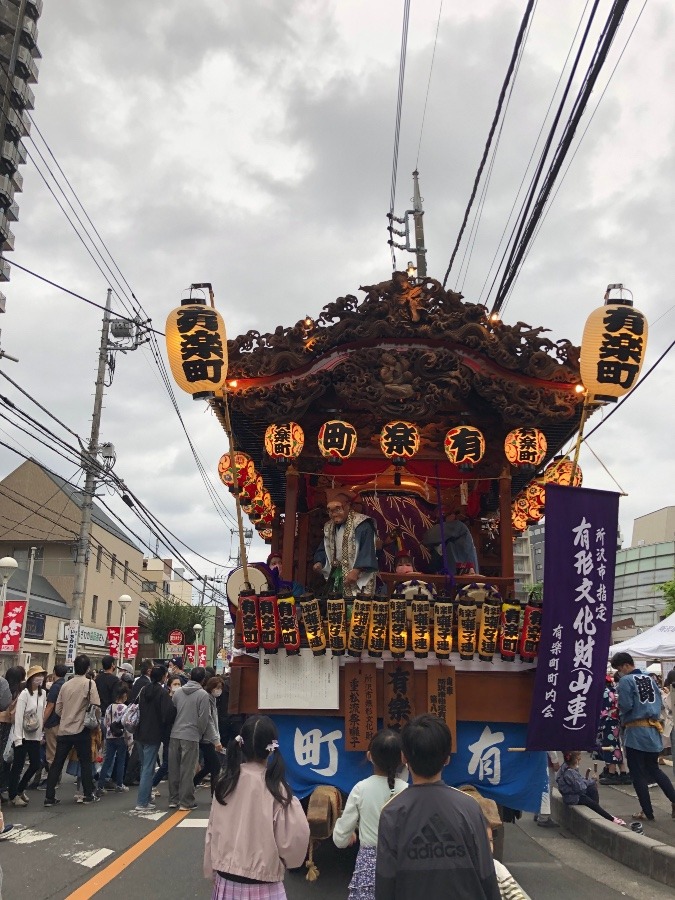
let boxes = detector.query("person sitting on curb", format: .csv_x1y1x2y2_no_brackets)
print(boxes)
556,751,626,826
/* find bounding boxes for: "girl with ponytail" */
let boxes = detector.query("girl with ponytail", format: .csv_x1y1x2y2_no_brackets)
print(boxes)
204,715,309,899
333,728,408,900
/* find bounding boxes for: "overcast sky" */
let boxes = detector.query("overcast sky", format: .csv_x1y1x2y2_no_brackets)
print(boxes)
0,0,673,589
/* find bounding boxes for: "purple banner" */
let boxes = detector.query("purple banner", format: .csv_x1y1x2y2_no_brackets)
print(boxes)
527,485,620,750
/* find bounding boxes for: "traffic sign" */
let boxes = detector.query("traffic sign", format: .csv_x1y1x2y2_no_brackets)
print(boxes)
168,630,184,646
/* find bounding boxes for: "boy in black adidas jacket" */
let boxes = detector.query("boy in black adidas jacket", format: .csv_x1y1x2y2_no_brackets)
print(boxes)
376,714,500,900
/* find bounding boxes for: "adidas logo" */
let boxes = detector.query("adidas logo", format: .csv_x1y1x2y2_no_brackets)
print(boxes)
407,814,466,860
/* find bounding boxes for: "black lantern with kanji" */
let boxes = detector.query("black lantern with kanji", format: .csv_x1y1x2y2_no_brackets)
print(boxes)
166,298,228,399
318,419,358,463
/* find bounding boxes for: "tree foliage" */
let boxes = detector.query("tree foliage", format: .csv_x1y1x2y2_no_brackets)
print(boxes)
146,597,206,646
522,581,544,601
658,580,675,618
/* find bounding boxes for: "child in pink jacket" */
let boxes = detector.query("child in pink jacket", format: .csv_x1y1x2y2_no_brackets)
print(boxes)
203,714,309,899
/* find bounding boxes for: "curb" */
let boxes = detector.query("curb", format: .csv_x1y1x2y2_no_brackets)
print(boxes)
551,790,675,889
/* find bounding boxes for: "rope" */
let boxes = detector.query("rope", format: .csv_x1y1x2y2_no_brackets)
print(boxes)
388,0,411,270
442,0,537,287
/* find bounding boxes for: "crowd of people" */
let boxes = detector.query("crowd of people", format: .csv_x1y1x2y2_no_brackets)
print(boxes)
1,650,675,899
0,653,243,816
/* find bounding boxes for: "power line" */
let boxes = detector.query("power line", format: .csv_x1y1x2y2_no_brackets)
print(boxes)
415,0,444,169
387,0,411,270
441,0,537,288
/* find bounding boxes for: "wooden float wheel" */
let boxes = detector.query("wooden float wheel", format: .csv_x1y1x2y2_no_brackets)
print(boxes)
304,785,343,881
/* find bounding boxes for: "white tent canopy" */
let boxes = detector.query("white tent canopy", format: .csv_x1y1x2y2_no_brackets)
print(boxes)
609,610,675,660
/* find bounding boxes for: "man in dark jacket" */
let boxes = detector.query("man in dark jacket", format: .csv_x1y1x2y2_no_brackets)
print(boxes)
129,659,153,703
215,674,244,746
95,656,119,717
134,665,175,811
376,714,499,900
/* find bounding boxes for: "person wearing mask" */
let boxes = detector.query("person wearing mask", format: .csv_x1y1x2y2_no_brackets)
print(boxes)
0,666,25,802
43,664,68,771
193,677,225,796
135,665,176,812
94,656,119,718
44,654,101,807
129,659,153,703
151,675,183,798
169,667,221,811
8,665,47,807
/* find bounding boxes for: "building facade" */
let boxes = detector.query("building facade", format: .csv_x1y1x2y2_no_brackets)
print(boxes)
0,459,143,671
0,0,42,314
513,531,534,602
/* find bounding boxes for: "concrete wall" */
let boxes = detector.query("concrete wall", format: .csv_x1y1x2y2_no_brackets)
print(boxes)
632,507,675,547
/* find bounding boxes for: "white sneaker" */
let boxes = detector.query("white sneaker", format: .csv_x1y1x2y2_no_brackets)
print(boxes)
10,796,27,808
134,803,156,811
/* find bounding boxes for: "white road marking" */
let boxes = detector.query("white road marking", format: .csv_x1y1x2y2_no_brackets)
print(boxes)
126,809,167,822
176,819,209,828
3,827,55,844
67,847,115,868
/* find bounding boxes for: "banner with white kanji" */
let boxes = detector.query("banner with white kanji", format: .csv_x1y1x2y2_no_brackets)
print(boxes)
0,600,27,652
274,714,546,812
527,484,619,750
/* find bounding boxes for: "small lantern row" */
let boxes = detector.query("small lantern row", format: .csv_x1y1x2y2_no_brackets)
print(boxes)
264,419,549,471
511,458,584,533
218,451,276,533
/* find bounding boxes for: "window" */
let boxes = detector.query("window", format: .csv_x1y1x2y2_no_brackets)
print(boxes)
91,594,98,622
96,545,103,572
123,561,129,584
111,554,117,578
106,599,112,626
12,546,44,575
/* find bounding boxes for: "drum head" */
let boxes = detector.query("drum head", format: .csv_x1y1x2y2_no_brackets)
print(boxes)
226,563,273,621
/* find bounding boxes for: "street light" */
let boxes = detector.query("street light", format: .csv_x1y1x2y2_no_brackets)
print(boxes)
0,556,18,605
194,622,203,666
118,594,133,669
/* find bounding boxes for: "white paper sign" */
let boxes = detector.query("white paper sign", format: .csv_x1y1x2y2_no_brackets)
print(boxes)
65,619,80,665
258,653,340,710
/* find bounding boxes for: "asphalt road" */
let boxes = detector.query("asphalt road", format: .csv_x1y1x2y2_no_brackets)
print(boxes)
1,781,673,900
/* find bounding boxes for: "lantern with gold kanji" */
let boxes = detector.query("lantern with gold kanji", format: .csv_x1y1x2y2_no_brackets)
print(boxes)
264,422,304,461
380,421,420,462
580,295,648,402
444,425,485,470
318,420,358,462
543,457,583,487
165,299,228,399
504,427,547,471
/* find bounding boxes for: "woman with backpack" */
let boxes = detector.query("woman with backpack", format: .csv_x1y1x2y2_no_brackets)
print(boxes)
8,665,47,807
97,682,131,792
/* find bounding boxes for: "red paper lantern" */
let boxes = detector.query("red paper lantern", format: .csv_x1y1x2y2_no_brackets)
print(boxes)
504,428,547,469
543,457,583,487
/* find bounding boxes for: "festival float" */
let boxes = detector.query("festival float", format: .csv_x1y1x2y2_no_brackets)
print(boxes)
164,264,652,872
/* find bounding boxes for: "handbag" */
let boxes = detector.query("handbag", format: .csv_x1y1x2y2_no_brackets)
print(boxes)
23,699,40,735
83,680,101,731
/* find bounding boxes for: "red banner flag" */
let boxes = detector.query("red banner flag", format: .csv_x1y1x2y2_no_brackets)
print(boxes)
107,626,121,654
184,644,196,665
197,644,207,667
0,600,27,652
124,626,139,658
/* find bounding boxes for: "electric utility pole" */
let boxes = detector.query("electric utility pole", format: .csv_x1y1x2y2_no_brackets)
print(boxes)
69,290,151,661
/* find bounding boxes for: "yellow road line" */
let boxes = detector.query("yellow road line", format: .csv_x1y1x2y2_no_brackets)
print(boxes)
65,809,192,899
